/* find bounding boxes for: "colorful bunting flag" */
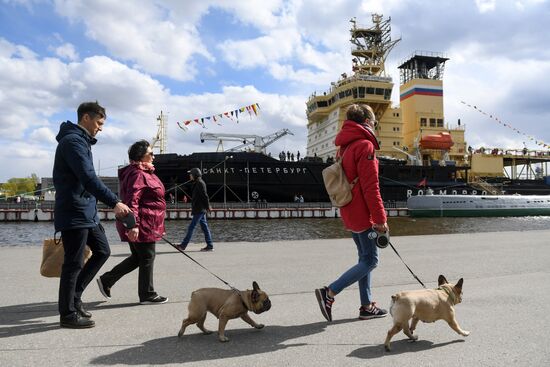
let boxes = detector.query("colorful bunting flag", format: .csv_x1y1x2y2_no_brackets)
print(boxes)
461,101,549,148
177,103,261,129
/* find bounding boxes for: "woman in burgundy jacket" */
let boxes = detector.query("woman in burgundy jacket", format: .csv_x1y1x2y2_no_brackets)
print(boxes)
316,104,389,321
97,140,168,304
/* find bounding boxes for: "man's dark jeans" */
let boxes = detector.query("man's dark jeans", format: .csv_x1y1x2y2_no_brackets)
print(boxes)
59,224,110,317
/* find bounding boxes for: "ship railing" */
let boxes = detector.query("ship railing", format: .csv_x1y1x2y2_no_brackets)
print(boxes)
472,148,550,157
398,50,449,66
307,74,393,101
0,201,337,211
166,202,334,210
0,201,51,210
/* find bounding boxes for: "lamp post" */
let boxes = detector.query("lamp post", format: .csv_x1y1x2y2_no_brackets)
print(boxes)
223,155,233,207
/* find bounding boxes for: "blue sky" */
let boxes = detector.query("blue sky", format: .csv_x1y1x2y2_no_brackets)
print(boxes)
1,0,549,182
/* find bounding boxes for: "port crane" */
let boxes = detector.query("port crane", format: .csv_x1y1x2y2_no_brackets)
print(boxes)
199,129,294,154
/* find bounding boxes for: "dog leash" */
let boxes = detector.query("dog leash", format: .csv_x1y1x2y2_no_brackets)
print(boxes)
388,241,426,289
119,205,243,296
159,234,239,292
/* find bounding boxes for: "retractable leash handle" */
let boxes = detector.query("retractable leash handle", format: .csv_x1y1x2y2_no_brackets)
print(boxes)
117,211,136,229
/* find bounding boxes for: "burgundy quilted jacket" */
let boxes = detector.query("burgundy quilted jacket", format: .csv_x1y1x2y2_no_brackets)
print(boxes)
116,164,166,243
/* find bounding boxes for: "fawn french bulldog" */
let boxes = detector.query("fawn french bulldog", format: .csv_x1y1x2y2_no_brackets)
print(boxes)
384,275,470,351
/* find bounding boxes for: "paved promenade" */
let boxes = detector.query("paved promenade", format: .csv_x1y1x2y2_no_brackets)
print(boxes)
1,230,550,366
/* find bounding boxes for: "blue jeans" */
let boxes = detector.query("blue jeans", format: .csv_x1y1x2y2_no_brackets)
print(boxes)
181,212,213,248
328,229,379,306
59,224,111,317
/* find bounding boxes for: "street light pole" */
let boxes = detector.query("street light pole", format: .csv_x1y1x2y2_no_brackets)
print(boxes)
223,157,226,207
246,160,250,204
223,155,233,208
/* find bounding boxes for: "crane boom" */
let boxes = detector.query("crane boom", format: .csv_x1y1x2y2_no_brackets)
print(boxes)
200,129,294,153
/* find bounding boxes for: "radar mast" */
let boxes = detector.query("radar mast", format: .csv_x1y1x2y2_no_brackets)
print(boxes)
350,14,401,77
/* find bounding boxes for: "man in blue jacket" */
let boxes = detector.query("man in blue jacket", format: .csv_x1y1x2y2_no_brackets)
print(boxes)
53,101,130,329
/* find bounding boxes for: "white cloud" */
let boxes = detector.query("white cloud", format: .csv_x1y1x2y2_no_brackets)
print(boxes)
475,0,497,12
30,127,56,143
220,28,300,69
2,0,550,181
55,43,78,61
53,0,213,81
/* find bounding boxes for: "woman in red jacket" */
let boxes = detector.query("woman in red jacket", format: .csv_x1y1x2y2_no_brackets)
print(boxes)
97,140,168,304
315,104,389,321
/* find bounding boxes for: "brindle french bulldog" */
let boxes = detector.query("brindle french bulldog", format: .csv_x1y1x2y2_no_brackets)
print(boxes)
178,281,271,342
384,275,470,352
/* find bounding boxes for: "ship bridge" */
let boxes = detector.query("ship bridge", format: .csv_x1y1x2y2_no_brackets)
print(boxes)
306,14,400,124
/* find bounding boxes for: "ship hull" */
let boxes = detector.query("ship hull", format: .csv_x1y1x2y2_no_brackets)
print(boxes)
153,152,473,203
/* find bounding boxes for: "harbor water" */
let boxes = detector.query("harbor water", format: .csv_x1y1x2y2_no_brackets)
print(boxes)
1,216,550,246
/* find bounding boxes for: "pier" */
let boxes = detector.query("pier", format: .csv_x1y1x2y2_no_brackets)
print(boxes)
0,202,410,222
1,230,549,366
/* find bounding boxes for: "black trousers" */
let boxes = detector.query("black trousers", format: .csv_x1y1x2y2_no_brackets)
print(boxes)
59,224,111,317
100,242,157,301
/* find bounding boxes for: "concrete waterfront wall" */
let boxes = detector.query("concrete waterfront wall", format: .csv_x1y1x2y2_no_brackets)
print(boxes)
0,206,409,222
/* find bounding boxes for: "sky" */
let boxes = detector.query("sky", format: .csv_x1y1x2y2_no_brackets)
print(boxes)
1,0,549,182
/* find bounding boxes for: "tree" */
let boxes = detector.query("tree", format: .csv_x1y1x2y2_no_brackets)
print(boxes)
0,174,38,199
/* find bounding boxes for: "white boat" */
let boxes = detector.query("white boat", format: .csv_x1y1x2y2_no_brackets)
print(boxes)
407,194,550,217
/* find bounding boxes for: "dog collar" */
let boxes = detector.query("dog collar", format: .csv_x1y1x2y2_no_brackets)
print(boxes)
235,290,248,309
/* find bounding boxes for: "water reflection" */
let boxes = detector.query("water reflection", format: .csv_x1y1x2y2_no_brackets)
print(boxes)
1,216,550,246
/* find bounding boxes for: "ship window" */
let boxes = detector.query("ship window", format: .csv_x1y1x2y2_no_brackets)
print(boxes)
429,118,436,127
366,87,374,94
384,89,392,99
317,101,328,107
345,89,352,96
339,91,345,99
420,118,427,127
375,88,384,96
358,87,366,98
437,118,444,127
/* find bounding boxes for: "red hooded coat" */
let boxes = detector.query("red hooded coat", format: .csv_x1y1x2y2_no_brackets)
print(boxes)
335,120,387,232
116,164,166,243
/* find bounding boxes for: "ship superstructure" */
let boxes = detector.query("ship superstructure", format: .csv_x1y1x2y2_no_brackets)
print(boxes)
306,14,467,169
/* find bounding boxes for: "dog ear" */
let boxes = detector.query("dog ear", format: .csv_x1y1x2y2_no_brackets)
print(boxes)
455,278,464,290
251,281,260,302
438,275,448,286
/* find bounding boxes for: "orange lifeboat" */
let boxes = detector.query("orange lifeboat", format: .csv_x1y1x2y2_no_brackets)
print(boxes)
419,132,454,150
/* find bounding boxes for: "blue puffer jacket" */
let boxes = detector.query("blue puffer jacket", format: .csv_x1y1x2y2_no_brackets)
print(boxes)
53,121,119,231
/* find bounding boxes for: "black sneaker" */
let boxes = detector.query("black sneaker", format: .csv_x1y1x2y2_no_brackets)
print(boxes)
140,295,168,305
200,246,213,252
96,277,111,299
176,243,187,251
60,313,95,329
359,302,388,320
315,287,334,322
